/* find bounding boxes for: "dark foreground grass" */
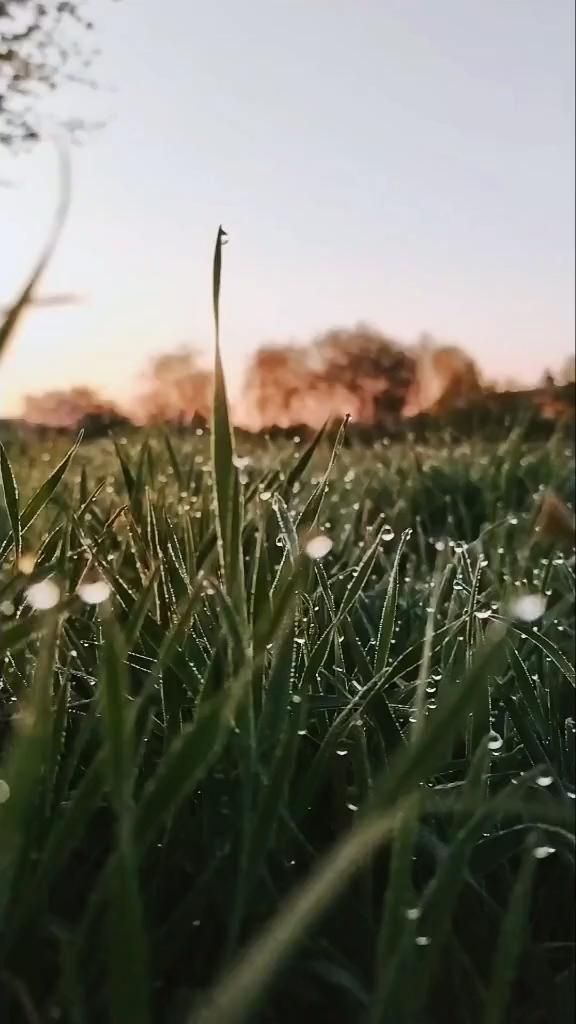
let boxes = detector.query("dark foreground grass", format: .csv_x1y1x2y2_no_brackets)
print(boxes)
0,414,574,1024
0,236,574,1024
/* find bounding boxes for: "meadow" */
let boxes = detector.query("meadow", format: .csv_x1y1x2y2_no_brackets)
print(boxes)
0,238,575,1024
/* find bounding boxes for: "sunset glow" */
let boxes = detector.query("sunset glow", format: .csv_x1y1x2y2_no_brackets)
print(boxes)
1,0,574,418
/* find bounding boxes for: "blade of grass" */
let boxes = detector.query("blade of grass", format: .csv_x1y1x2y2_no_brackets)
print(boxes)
98,611,150,1024
192,626,508,1024
0,442,21,560
373,529,411,675
211,226,247,628
0,432,83,562
481,846,537,1024
0,140,70,362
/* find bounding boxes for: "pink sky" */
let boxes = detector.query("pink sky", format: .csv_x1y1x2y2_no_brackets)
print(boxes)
0,0,574,417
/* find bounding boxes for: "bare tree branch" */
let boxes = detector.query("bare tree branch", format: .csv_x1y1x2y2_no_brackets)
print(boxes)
0,0,109,149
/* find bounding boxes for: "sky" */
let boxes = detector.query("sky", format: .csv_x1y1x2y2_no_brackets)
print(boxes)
0,0,574,416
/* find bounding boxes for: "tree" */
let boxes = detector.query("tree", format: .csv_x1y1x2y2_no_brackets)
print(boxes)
557,355,576,386
240,343,314,429
0,0,102,149
313,325,415,424
403,336,483,417
22,385,127,429
137,347,213,426
242,325,416,430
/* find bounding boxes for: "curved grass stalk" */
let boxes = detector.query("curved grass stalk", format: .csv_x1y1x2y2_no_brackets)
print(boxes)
0,139,71,364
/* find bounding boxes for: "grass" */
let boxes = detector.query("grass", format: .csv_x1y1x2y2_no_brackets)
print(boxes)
0,232,574,1023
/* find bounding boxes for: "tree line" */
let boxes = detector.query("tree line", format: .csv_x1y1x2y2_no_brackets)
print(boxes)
17,325,575,435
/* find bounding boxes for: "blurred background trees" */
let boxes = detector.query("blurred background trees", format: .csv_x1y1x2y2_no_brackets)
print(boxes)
242,325,415,429
16,335,573,435
241,325,483,430
136,348,213,427
21,346,215,432
558,354,575,385
402,335,483,417
22,385,128,435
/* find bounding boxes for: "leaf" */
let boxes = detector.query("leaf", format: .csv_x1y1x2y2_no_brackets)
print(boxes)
0,616,60,925
6,756,105,949
0,432,83,561
0,442,21,559
282,420,327,495
113,440,136,503
107,843,151,1024
210,226,246,627
98,612,150,1024
481,847,537,1024
98,613,134,815
135,693,231,849
495,615,575,687
337,522,391,622
191,808,403,1024
192,627,508,1024
297,416,348,533
370,801,420,1023
373,529,411,675
272,493,300,564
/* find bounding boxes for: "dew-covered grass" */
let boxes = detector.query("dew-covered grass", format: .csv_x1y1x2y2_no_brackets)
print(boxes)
1,414,574,1024
0,233,574,1023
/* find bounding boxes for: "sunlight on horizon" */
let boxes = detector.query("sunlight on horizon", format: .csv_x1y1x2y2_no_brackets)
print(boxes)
1,0,574,417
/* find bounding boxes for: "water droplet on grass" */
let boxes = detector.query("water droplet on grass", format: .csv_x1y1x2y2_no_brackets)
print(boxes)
536,774,554,787
533,845,556,859
77,579,111,605
405,907,421,920
487,731,503,752
509,593,546,622
18,554,36,575
305,535,333,560
26,579,60,610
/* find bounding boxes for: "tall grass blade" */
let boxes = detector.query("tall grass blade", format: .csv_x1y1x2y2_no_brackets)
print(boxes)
211,226,246,626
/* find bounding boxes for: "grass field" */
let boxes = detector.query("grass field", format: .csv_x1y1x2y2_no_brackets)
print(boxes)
0,414,574,1023
0,241,575,1023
